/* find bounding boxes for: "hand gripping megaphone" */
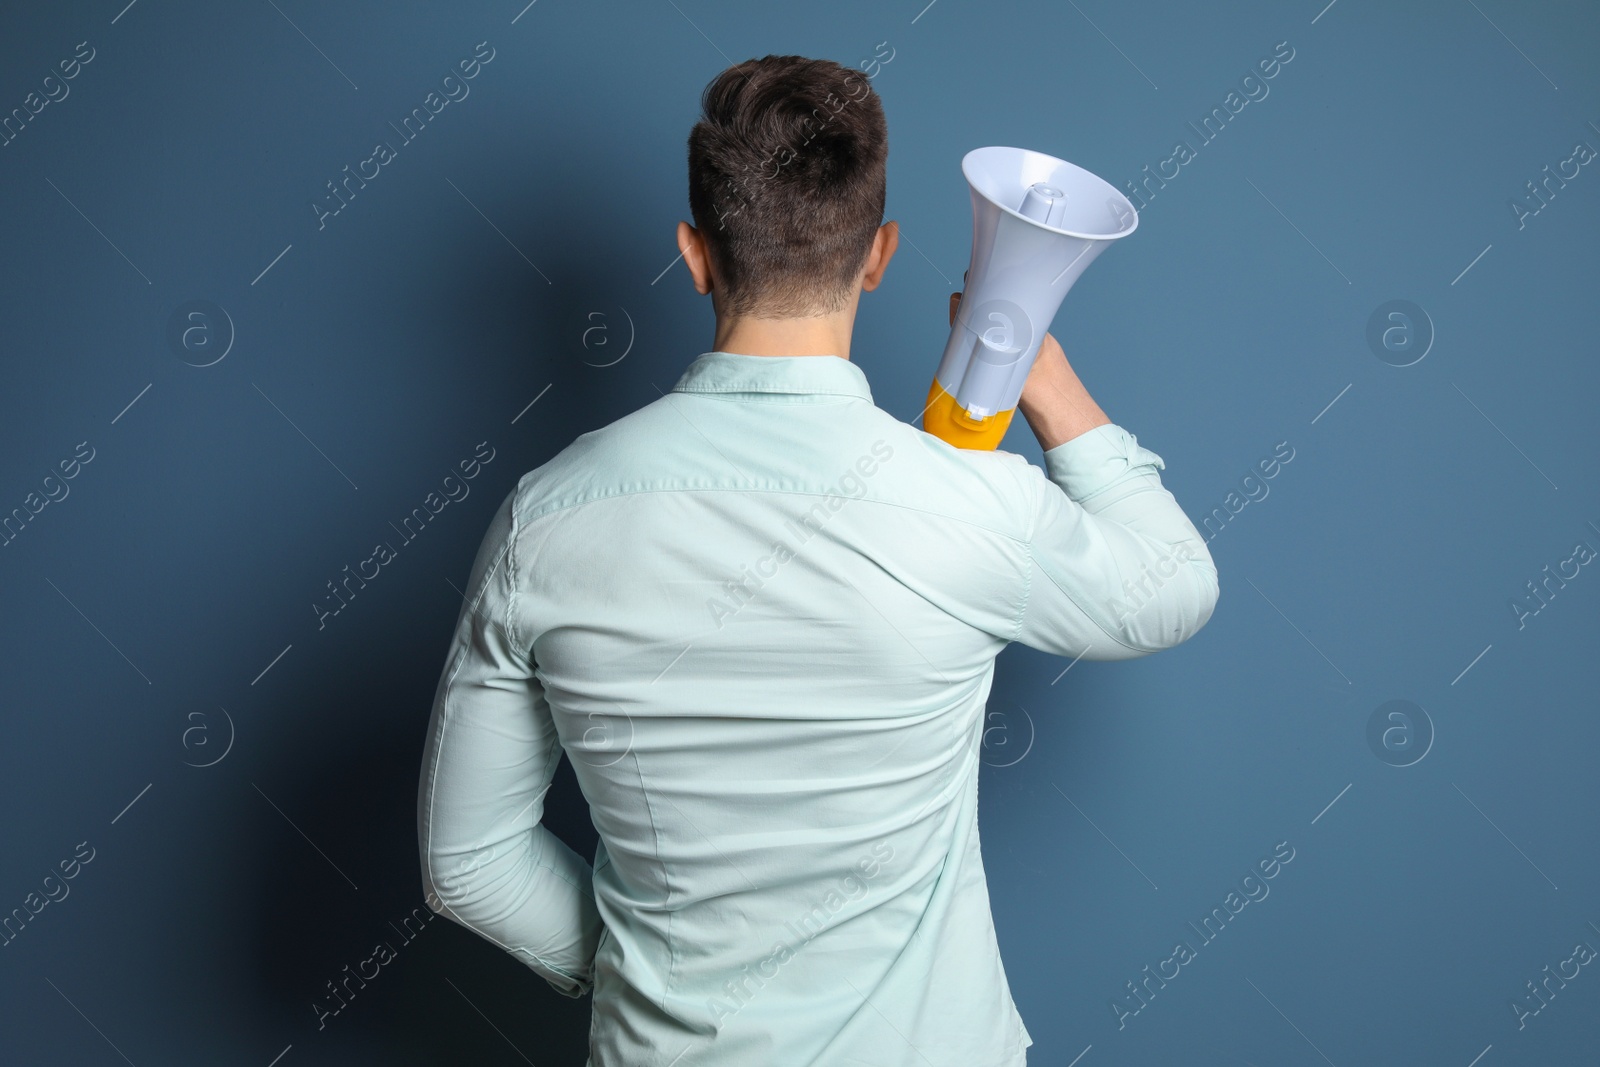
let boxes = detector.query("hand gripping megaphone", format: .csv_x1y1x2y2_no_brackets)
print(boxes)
923,147,1138,450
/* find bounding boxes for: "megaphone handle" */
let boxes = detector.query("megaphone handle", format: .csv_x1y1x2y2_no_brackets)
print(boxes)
923,377,1017,450
925,288,1017,450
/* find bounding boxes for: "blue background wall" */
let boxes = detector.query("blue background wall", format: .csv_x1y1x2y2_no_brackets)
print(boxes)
2,1,1597,1063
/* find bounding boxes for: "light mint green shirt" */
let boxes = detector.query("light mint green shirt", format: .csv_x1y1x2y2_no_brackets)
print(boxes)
417,351,1218,1066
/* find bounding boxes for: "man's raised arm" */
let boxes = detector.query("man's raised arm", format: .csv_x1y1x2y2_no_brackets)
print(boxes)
1001,330,1220,659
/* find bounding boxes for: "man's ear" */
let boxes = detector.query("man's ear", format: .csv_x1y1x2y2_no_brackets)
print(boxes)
860,221,900,292
677,221,714,296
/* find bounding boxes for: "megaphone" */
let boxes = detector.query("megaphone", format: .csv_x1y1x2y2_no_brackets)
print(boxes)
923,146,1138,450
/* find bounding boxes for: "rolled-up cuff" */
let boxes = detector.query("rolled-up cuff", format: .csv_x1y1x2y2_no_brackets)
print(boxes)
1041,423,1166,502
514,946,594,998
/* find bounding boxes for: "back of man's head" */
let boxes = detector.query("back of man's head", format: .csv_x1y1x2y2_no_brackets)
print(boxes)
687,55,888,319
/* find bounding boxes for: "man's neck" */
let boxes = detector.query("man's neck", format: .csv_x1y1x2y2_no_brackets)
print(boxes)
711,307,857,359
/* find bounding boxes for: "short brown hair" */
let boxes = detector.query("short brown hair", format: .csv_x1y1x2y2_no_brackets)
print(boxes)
687,55,888,318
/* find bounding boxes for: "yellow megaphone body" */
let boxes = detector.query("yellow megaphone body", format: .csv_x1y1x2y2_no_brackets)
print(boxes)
924,146,1139,449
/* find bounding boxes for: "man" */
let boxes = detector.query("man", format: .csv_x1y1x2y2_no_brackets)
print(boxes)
417,54,1218,1066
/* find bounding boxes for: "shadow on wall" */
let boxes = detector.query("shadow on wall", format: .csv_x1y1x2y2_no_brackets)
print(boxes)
242,220,633,1060
244,627,598,1063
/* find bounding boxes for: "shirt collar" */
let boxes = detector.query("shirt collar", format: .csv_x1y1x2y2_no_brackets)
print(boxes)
670,351,874,403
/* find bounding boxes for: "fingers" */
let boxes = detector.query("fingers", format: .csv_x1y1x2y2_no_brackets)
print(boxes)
949,291,961,327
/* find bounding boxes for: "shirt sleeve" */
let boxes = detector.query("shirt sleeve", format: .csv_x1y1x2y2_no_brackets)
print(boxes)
1007,422,1219,660
416,483,602,998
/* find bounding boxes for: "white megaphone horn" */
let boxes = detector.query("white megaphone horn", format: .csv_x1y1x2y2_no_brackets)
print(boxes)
923,146,1137,450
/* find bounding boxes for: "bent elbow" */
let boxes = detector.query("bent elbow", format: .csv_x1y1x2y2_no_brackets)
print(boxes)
419,854,456,921
1113,560,1219,653
421,840,506,924
1190,560,1220,637
1170,559,1220,647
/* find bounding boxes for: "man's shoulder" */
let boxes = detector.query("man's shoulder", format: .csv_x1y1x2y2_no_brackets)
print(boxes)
500,396,689,519
875,420,1041,529
505,392,1039,535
